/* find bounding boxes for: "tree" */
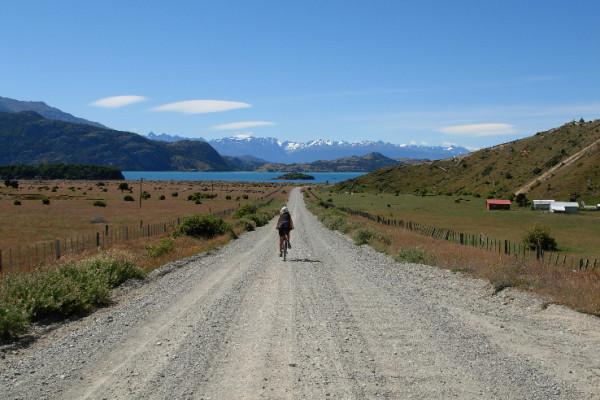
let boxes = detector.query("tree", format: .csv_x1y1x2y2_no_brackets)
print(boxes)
523,224,557,251
515,193,529,207
118,182,129,192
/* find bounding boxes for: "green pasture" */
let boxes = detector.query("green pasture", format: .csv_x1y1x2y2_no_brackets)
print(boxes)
325,192,600,259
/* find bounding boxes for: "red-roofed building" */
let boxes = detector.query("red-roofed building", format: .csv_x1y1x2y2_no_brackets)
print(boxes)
486,199,511,211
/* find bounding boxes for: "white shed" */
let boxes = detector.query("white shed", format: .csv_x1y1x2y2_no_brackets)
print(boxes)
551,202,580,214
532,200,555,210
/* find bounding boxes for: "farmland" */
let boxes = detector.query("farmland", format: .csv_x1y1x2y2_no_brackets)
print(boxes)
322,191,600,260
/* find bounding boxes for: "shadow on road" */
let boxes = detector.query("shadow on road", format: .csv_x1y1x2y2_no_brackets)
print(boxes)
288,258,322,264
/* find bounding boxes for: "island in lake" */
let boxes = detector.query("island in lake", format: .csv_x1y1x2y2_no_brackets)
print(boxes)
274,172,315,180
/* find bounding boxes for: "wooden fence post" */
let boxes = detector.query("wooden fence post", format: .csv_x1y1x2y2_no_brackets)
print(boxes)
96,232,100,247
55,239,60,260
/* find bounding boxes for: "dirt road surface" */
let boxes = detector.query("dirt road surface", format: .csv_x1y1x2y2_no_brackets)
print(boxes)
2,188,599,399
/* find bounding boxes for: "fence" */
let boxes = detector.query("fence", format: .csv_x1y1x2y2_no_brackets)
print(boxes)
0,195,279,274
336,207,599,270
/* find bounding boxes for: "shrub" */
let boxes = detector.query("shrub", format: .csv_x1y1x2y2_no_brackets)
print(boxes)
233,204,258,219
146,237,174,257
318,213,354,233
0,251,144,336
175,214,231,239
13,200,21,205
141,191,151,200
395,247,435,265
523,224,558,251
42,198,50,205
225,195,232,200
171,191,179,197
242,194,249,199
124,195,135,201
93,200,106,207
159,195,166,200
90,214,107,223
353,227,390,246
235,218,257,232
118,182,129,192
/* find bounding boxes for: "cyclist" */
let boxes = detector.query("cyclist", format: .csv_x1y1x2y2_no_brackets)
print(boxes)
276,206,294,257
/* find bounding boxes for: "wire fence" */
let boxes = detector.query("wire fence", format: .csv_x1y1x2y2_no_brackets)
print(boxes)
336,206,599,270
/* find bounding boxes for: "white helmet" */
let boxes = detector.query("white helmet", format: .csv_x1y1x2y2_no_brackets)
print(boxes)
281,206,288,213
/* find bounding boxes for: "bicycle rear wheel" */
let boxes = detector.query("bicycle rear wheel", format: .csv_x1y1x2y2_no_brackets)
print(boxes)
282,238,288,261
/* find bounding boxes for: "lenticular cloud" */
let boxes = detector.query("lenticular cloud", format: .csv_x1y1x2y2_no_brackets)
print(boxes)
91,95,148,108
212,121,275,130
152,100,251,114
438,123,515,137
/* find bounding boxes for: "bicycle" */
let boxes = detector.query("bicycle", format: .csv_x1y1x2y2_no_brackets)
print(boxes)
281,235,289,261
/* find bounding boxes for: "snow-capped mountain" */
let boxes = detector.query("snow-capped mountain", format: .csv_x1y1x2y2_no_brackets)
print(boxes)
208,136,470,164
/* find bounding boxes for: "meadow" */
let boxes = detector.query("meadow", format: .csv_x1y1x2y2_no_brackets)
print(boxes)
325,191,600,260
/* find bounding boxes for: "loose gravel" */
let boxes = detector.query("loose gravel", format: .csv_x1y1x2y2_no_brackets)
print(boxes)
1,188,599,399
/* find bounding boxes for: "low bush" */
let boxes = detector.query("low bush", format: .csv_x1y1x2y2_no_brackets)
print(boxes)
146,237,174,257
93,200,106,207
124,195,134,201
353,227,390,246
235,218,257,232
42,198,50,205
395,247,435,265
233,204,258,219
0,251,144,337
13,200,21,205
175,214,231,239
318,213,354,233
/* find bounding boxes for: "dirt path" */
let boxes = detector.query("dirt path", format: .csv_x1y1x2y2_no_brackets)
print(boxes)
2,188,599,399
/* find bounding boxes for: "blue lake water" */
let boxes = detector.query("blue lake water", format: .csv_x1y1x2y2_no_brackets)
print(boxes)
122,171,365,183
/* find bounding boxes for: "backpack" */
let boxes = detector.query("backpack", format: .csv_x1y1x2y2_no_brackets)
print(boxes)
279,213,291,229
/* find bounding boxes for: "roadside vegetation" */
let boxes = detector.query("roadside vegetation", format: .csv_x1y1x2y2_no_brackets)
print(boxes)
0,181,289,339
304,188,600,317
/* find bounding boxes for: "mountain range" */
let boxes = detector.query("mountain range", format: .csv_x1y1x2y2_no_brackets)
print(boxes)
0,110,403,172
149,132,471,164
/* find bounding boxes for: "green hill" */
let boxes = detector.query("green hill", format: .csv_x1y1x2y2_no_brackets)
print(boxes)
0,111,232,171
335,120,600,204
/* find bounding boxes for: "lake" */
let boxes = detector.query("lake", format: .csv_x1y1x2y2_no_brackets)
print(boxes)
122,171,365,183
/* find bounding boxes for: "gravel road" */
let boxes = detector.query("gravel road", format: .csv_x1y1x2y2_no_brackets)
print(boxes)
1,188,599,399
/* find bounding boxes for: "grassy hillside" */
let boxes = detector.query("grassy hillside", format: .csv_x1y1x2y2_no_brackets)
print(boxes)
0,112,232,171
336,120,600,204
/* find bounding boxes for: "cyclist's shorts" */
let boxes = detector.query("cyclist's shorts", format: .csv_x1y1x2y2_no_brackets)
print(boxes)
278,228,290,237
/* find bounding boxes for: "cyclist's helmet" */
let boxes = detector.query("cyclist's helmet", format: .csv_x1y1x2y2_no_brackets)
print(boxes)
281,206,288,213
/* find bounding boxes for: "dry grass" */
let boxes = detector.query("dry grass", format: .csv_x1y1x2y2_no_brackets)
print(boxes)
0,180,292,272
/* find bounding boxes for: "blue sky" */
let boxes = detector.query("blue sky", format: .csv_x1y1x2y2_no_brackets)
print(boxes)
2,1,599,150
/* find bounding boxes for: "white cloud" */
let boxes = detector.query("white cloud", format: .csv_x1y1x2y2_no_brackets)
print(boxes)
212,121,275,130
438,123,516,137
91,95,147,108
151,100,250,114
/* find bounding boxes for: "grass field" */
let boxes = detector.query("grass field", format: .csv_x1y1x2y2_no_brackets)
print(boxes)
324,191,600,260
0,179,293,271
